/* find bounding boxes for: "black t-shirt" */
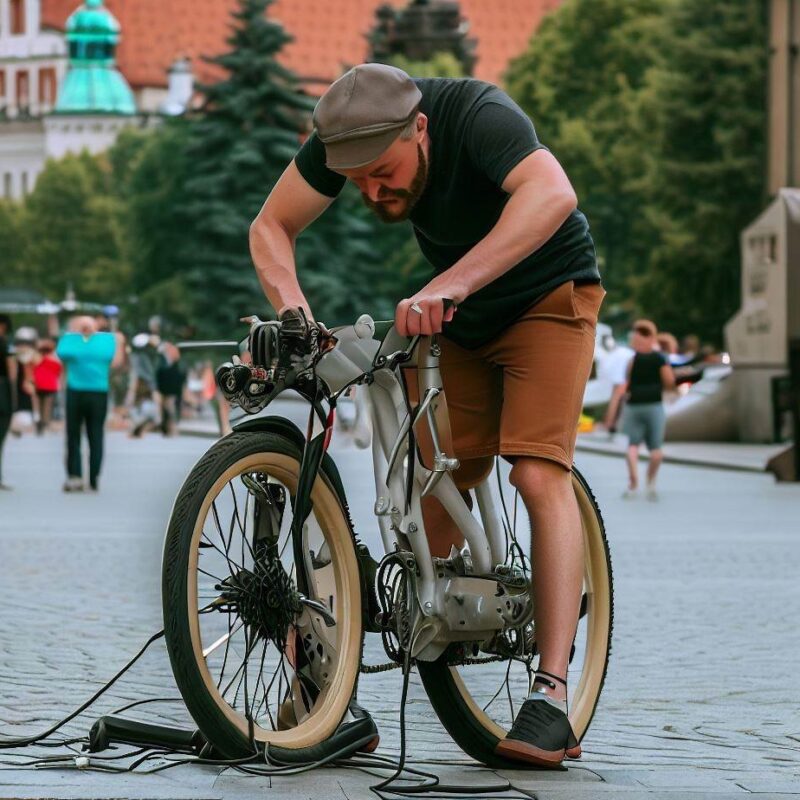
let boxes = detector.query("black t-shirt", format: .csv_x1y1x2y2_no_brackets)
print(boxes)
628,352,668,405
295,77,601,349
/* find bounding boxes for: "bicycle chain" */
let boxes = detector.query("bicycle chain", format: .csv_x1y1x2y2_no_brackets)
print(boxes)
359,654,510,674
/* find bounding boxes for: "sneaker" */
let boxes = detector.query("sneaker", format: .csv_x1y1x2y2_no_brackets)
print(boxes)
0,482,13,491
646,486,658,501
621,488,637,500
495,694,579,767
62,477,84,493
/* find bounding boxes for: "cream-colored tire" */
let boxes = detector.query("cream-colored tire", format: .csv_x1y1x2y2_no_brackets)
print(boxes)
417,467,613,767
162,432,363,758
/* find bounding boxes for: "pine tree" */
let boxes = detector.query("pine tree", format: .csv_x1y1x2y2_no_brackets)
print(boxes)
176,0,314,336
638,0,768,344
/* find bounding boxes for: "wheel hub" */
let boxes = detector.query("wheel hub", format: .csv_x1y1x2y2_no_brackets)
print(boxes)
216,554,302,645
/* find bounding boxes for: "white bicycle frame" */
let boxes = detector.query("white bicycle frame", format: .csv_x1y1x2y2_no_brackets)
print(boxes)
316,315,526,661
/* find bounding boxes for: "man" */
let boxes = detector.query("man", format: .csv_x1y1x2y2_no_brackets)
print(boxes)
249,64,604,767
56,316,117,492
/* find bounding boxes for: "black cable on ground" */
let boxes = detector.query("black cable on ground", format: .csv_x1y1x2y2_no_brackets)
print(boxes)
0,630,165,750
0,618,533,795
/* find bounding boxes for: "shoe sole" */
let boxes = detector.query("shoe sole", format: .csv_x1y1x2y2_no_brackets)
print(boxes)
494,739,566,768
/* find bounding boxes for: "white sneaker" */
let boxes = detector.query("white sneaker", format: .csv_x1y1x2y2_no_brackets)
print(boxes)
646,486,658,502
622,488,638,500
63,477,84,493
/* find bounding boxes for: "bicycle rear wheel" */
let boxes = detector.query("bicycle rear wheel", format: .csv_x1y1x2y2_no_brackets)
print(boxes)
417,467,613,768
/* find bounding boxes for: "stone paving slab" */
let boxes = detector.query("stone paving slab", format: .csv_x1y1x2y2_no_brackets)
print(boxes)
0,425,798,799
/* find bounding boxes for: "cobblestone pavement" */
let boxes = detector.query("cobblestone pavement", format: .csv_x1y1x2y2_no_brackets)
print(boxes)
0,408,798,799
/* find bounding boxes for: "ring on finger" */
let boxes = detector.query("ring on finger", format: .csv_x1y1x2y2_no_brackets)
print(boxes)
410,302,423,314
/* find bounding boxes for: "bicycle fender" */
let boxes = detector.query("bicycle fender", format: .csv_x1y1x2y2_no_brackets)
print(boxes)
232,415,348,500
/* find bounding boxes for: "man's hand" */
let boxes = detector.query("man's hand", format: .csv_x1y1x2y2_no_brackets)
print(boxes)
395,278,465,336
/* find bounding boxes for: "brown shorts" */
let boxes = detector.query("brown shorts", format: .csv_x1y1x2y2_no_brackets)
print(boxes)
436,280,605,487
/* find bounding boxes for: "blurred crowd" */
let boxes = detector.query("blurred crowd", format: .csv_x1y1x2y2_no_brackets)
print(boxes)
0,306,727,499
0,311,230,493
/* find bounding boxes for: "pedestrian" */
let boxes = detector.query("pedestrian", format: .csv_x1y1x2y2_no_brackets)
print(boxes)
96,307,130,427
250,63,605,765
620,319,675,500
657,331,681,365
201,361,231,437
128,378,160,438
56,316,117,492
31,339,62,435
11,327,37,435
599,333,634,434
676,333,701,366
0,314,17,490
155,342,186,436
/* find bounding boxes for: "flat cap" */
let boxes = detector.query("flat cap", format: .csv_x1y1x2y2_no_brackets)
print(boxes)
313,63,422,170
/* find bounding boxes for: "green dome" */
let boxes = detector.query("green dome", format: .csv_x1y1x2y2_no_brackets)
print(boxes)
55,0,135,115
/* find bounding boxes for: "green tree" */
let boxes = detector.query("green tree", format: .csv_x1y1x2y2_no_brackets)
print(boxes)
637,0,768,343
173,0,314,336
110,122,197,329
20,152,129,303
388,51,465,79
505,0,674,299
0,199,24,286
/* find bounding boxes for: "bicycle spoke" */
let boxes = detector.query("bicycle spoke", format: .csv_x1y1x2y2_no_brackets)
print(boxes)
215,610,235,691
221,635,260,703
210,502,243,577
188,456,347,741
200,531,244,573
203,620,244,658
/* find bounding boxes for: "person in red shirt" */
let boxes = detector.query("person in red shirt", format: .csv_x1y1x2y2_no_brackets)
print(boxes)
32,339,63,435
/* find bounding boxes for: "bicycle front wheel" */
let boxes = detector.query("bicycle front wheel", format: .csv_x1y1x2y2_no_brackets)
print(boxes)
162,431,363,757
417,467,613,768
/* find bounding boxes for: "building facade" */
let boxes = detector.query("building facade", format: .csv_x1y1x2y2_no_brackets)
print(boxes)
0,0,67,197
1,0,191,199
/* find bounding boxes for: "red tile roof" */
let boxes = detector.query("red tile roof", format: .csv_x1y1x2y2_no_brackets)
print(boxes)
42,0,562,91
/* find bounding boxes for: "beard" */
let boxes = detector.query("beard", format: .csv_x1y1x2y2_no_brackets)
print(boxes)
361,143,429,224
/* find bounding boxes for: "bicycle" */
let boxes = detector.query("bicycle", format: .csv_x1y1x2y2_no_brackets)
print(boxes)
161,309,613,767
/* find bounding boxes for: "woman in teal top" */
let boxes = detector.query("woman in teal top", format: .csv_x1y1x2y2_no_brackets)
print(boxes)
56,317,117,492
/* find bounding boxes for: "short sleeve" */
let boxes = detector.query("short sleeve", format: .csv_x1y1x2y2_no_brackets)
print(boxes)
465,99,548,188
294,132,347,198
98,332,117,361
56,333,76,361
